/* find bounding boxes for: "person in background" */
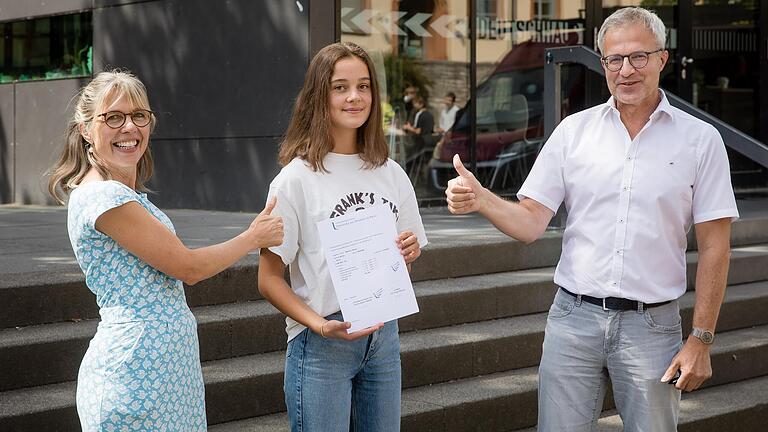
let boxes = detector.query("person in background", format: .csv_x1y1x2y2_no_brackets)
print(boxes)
402,84,419,125
436,92,459,134
402,95,435,159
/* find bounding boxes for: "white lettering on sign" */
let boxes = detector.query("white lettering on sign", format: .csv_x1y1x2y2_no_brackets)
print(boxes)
341,8,585,43
477,17,584,43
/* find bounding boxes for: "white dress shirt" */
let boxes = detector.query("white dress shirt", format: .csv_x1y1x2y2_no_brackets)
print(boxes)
518,91,739,303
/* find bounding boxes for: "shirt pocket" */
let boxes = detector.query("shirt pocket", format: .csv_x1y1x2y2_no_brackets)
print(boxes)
637,154,696,211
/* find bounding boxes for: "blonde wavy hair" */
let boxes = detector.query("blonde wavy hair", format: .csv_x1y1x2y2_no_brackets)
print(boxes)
48,69,156,204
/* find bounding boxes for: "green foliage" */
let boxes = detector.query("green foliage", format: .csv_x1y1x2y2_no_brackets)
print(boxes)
383,53,433,110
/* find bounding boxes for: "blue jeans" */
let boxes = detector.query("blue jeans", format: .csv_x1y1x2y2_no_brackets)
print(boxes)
284,312,401,432
538,289,682,431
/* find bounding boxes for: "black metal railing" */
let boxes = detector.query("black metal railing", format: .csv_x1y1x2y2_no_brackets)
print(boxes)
543,45,768,169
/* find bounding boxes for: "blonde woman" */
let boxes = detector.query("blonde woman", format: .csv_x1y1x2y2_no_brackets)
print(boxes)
49,70,283,431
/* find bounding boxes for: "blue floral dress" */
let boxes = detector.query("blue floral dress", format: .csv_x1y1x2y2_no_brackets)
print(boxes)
67,181,206,431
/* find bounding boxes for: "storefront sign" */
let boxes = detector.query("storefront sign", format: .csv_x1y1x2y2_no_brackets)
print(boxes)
477,17,584,44
341,8,584,44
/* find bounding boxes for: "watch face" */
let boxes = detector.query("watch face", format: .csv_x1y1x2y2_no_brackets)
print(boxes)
701,331,714,344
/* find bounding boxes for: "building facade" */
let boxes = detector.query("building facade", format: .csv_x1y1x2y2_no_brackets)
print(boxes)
1,0,766,210
0,0,336,210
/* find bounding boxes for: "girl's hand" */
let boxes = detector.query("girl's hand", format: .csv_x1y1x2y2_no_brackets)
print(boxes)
318,320,383,340
397,230,421,264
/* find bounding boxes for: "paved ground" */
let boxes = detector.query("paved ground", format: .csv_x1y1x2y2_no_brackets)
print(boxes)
1,196,766,289
0,204,510,288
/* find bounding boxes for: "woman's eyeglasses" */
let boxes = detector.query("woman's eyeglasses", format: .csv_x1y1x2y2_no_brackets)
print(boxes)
96,109,154,129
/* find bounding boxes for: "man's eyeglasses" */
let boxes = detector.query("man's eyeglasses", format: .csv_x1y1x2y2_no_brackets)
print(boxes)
96,109,154,129
601,48,663,72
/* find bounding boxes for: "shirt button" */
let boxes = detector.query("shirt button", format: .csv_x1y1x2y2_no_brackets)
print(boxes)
619,218,624,223
616,250,622,255
623,187,629,191
612,281,617,286
627,156,632,161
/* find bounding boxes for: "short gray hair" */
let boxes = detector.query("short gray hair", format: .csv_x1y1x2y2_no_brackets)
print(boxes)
597,7,666,54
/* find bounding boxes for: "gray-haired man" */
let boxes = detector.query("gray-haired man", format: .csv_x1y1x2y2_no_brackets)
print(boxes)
446,7,738,431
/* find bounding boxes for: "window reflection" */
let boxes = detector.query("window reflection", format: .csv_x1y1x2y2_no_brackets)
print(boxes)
0,12,92,83
433,1,586,196
341,1,586,200
341,0,471,201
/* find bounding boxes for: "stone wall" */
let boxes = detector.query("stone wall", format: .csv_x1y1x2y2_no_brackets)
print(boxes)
413,60,496,114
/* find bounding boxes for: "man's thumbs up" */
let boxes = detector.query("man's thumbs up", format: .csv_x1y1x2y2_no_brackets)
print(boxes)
453,154,473,182
445,154,481,214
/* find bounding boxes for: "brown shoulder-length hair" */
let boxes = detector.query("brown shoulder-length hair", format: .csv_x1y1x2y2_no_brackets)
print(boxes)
47,69,157,204
278,41,387,172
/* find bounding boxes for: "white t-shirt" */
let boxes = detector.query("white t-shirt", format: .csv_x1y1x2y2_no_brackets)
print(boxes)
266,153,428,341
439,105,460,131
518,91,739,303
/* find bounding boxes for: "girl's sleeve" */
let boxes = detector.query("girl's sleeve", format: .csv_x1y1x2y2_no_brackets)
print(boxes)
265,184,301,266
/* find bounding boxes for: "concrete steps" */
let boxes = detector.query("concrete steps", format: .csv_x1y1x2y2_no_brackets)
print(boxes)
596,375,768,432
4,242,768,393
0,267,556,392
5,211,765,329
2,213,768,431
514,374,768,432
211,368,768,432
3,282,768,430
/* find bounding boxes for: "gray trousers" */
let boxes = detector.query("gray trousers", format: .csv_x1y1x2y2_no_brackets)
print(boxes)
537,289,682,431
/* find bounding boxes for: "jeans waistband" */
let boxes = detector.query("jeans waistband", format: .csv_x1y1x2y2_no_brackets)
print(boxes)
560,287,672,311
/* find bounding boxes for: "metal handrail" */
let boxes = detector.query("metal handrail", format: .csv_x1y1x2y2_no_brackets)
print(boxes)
543,45,768,169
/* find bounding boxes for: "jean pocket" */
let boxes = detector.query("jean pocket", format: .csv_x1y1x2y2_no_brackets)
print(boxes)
548,294,575,319
286,338,295,359
286,328,308,358
643,306,682,333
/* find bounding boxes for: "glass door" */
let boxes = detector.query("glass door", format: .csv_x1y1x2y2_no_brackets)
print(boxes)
682,0,764,189
601,0,766,190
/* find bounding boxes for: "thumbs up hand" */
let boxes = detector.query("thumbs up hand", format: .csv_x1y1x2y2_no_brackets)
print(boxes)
445,154,483,214
250,196,284,248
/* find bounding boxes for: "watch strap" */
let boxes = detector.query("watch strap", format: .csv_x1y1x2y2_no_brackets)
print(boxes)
691,327,715,344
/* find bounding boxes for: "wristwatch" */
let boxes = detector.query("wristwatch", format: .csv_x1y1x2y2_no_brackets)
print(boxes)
691,328,715,344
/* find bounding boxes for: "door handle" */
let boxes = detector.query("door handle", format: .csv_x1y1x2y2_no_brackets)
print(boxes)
680,56,694,79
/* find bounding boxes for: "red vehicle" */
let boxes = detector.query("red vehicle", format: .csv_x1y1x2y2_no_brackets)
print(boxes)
430,35,584,191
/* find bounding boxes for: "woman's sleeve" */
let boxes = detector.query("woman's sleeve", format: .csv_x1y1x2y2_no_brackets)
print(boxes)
79,182,140,230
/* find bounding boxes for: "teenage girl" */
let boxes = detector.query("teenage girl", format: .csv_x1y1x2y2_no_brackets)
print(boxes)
258,42,427,431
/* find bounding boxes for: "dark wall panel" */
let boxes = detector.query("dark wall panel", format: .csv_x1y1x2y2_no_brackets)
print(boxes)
93,0,308,140
0,84,13,203
148,137,281,212
0,0,91,22
14,79,86,205
309,0,339,57
95,0,152,7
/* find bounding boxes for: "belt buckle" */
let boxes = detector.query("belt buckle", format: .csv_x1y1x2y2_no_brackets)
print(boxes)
602,298,608,311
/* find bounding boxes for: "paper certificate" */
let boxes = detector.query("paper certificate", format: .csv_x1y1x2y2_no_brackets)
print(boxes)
316,204,419,332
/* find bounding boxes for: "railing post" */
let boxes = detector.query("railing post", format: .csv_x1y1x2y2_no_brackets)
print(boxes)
543,51,561,141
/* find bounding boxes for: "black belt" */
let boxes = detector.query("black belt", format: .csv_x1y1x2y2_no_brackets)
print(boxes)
560,287,671,311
